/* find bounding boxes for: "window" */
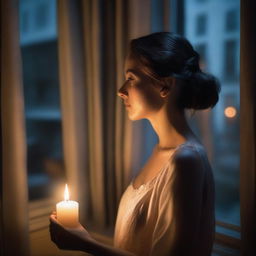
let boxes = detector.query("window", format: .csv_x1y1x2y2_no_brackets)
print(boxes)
19,0,65,201
226,9,239,32
21,9,30,33
223,40,238,81
195,14,207,36
34,2,49,30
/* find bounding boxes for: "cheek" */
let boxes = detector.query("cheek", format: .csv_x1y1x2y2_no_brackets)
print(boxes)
133,86,162,111
129,87,148,109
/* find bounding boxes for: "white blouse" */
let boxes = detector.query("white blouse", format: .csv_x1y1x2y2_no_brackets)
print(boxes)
113,142,215,256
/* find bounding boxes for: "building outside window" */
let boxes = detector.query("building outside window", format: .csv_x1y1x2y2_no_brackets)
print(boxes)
195,14,207,36
225,9,239,32
223,39,238,81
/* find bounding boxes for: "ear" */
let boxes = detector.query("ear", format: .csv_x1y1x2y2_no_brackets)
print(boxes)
159,77,175,98
160,86,170,97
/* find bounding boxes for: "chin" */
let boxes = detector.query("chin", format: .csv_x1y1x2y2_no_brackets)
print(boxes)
127,112,146,121
128,116,142,121
126,107,148,121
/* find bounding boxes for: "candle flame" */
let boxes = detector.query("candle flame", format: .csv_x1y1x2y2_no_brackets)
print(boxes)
64,184,70,201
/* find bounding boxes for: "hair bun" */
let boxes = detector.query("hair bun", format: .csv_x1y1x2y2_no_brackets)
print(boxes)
182,53,201,75
177,71,221,110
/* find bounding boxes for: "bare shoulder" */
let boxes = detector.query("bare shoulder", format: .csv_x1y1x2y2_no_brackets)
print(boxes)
172,142,205,177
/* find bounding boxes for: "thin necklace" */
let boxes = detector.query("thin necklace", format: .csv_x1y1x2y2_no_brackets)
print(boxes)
156,141,188,151
156,144,177,151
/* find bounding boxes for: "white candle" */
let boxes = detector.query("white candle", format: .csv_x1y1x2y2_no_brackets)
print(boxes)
56,184,79,228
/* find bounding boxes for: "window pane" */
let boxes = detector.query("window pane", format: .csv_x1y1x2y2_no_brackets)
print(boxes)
195,14,207,36
226,9,239,32
19,0,65,200
34,2,50,30
183,0,240,226
223,40,238,81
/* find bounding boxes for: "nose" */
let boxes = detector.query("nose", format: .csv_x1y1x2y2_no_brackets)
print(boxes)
117,84,128,98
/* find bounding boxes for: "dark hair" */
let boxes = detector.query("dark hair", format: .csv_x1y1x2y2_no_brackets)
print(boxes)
129,32,221,110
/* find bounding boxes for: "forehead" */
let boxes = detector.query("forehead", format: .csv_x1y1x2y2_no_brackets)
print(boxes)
124,54,147,76
124,55,139,71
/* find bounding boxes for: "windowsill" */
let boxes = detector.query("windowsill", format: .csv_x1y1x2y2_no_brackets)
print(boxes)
213,221,241,255
29,197,56,232
212,243,240,256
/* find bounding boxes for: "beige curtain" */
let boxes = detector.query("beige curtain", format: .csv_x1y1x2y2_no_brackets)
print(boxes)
240,0,256,255
0,0,30,255
57,0,151,229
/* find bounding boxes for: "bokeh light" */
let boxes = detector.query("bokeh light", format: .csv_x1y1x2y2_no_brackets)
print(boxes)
224,106,237,118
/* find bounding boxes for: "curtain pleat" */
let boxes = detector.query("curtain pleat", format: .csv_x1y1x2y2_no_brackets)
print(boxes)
0,0,30,255
101,0,120,225
82,0,106,227
240,0,256,255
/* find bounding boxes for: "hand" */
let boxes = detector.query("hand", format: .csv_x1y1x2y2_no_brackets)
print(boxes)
49,211,94,252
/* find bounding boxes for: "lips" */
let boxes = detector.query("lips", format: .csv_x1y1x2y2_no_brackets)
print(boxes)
124,102,131,107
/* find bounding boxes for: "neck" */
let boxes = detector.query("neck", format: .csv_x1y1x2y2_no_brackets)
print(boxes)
148,106,196,149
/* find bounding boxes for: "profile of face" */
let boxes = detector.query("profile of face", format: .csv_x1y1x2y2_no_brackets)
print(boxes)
117,54,169,121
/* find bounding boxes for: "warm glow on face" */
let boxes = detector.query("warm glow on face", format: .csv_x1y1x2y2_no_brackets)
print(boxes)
64,184,70,201
224,106,237,118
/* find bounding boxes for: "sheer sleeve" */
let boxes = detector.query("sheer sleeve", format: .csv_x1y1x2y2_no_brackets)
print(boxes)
150,178,176,256
150,146,205,256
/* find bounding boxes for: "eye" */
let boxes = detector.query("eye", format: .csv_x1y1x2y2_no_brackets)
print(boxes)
126,77,134,81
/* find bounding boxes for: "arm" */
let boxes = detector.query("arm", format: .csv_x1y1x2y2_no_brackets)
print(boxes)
49,213,135,256
170,147,205,255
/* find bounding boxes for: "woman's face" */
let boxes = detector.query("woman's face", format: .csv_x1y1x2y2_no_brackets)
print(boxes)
117,54,164,121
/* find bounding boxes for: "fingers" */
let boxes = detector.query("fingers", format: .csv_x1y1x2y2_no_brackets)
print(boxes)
49,214,57,222
50,211,57,217
49,210,70,248
49,210,56,219
49,213,62,227
49,218,62,245
49,213,66,231
49,212,63,237
49,221,57,243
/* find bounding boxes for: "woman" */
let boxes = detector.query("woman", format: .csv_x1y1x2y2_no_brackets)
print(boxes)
49,32,220,256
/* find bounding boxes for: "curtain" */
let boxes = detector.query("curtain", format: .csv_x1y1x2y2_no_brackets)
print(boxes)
240,0,256,255
0,0,30,255
57,0,151,230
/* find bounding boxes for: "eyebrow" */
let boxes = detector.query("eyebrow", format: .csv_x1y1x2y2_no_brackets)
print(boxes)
125,68,140,76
